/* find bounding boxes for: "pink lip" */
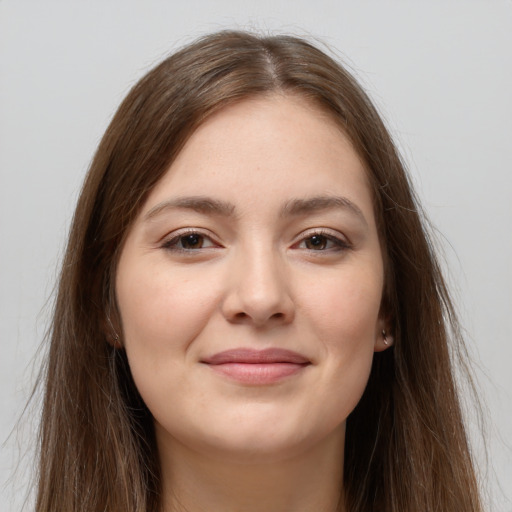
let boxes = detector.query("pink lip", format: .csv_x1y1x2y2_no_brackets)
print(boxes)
201,348,311,385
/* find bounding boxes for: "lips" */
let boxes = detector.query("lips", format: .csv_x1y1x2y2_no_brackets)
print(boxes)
201,348,311,384
202,348,310,365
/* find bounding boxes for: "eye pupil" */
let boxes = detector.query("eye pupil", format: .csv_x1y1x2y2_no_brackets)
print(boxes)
181,234,203,249
306,235,327,250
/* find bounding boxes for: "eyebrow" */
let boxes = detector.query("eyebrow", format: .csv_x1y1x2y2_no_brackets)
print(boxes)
143,194,367,225
144,196,236,221
281,196,368,226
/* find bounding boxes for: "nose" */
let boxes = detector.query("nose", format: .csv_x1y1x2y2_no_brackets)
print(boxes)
221,245,295,327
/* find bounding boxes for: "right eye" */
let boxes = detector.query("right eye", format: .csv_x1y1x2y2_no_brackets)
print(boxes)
162,231,218,252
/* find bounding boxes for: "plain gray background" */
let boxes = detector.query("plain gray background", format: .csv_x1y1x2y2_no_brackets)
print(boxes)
1,1,511,510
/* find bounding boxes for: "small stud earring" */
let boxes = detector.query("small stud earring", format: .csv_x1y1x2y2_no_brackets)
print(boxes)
382,329,390,346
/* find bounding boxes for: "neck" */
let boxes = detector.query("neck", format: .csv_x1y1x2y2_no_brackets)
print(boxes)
158,427,345,512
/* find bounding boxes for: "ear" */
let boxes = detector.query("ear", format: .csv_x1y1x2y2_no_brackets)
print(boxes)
374,319,394,352
375,287,394,352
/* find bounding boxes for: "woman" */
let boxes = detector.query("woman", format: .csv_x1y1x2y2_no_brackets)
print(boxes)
35,30,483,511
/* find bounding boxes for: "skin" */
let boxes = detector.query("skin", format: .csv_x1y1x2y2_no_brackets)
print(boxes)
116,94,391,512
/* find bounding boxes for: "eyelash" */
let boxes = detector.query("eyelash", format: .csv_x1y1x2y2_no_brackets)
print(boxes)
160,229,351,254
161,229,220,253
293,229,351,253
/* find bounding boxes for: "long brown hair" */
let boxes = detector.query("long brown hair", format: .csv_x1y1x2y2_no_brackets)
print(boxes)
34,30,483,511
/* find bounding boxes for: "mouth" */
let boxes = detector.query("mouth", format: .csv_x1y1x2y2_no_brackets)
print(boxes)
200,348,311,385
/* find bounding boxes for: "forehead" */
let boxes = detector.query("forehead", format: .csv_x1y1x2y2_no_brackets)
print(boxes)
140,94,374,222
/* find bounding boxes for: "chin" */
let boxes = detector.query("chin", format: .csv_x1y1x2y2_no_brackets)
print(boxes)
173,411,345,466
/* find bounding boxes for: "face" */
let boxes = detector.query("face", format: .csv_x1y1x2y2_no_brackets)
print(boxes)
116,95,388,464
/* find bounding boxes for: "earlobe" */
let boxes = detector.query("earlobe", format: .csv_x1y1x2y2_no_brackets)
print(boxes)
374,328,394,352
382,329,391,346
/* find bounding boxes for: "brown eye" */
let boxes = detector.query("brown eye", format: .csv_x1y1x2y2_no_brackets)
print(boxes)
295,231,351,253
304,235,328,250
179,233,205,249
162,231,217,252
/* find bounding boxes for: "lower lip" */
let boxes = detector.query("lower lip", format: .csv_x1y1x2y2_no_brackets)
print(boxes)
205,362,309,384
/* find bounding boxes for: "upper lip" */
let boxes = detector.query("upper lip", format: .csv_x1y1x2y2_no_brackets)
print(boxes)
201,348,310,365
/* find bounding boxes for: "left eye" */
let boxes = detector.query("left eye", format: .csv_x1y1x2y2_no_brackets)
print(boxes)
297,233,349,251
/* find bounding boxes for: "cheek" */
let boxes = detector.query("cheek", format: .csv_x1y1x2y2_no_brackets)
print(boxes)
115,259,224,415
302,265,383,345
117,262,217,351
115,260,225,408
299,265,382,409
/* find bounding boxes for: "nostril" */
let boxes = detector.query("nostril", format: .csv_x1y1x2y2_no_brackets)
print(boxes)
230,310,286,324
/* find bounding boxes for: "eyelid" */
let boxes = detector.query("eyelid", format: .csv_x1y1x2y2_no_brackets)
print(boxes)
159,227,351,253
160,228,222,251
291,228,352,251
